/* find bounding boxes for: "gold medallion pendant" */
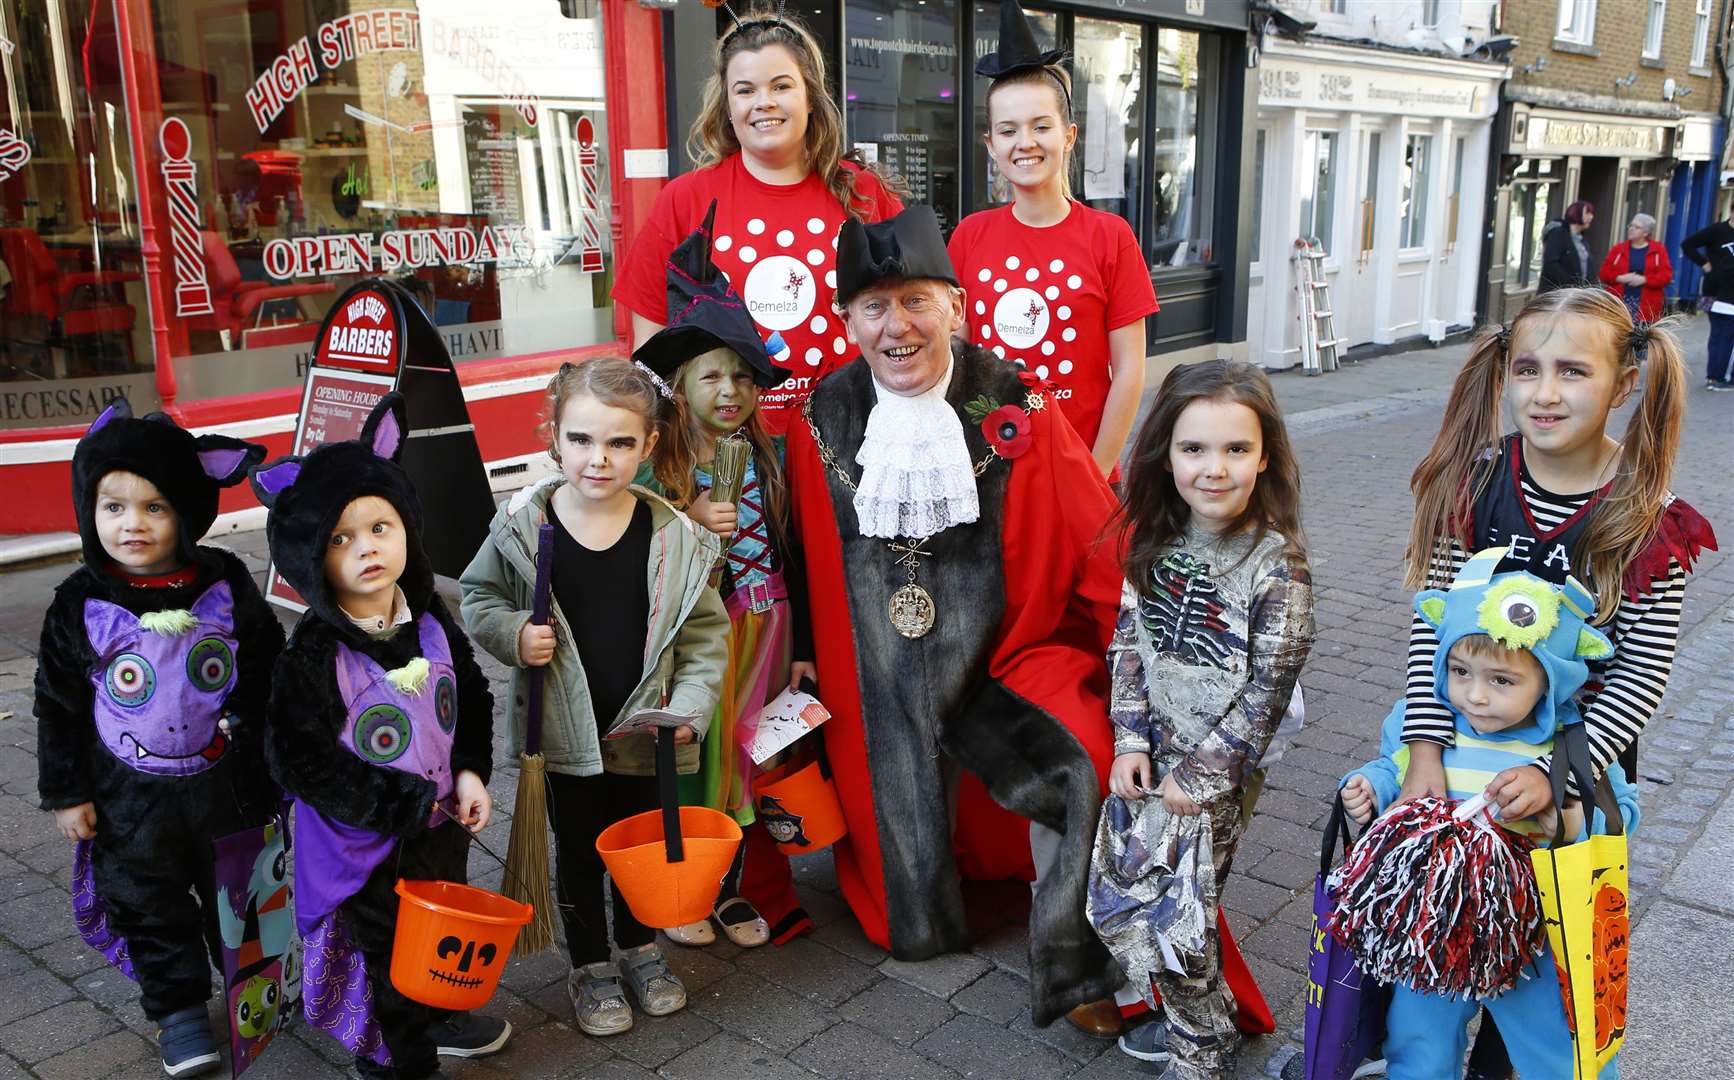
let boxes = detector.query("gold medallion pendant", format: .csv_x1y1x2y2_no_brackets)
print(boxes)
888,582,936,639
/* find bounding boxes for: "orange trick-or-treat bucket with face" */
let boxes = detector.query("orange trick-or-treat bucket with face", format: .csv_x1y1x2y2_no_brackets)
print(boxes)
390,880,533,1010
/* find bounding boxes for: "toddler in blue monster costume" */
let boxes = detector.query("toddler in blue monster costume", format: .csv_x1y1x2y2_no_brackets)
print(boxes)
1339,547,1636,1080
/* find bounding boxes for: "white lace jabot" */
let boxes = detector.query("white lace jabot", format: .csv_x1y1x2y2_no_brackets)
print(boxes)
852,357,981,540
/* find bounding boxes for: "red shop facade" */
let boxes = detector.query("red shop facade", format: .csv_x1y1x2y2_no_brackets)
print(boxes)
0,0,670,534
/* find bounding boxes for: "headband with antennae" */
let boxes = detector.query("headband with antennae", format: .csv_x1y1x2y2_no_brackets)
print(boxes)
711,0,793,48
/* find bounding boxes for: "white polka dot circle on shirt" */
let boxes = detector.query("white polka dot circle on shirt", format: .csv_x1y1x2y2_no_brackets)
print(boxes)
1025,268,1040,283
980,324,993,340
805,347,823,366
1005,256,1021,270
1041,341,1055,356
832,336,847,354
993,346,1006,358
747,218,766,235
715,235,734,253
777,229,795,247
1036,365,1049,379
1058,359,1074,375
1049,259,1064,273
1044,285,1060,300
739,246,758,263
978,268,993,283
1058,305,1073,321
1066,274,1082,289
806,249,826,266
993,278,1008,293
1061,327,1077,342
807,217,827,234
975,300,986,316
809,315,828,334
825,270,837,288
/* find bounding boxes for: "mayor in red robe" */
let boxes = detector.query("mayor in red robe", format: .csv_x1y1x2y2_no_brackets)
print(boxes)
786,206,1123,1026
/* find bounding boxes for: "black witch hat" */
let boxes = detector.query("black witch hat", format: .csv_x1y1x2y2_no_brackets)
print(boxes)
835,205,960,305
975,0,1063,79
633,200,789,389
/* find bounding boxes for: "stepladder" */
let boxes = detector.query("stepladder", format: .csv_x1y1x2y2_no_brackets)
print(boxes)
1293,237,1344,375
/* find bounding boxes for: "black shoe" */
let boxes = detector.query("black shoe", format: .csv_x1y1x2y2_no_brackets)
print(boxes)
158,1006,220,1077
429,1012,511,1058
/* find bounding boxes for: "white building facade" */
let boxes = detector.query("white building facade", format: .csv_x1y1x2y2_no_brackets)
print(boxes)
1248,2,1508,368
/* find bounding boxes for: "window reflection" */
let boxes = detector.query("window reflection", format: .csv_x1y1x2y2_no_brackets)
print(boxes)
1150,28,1205,266
1506,159,1558,288
846,0,960,232
1401,133,1432,249
1300,130,1337,255
1074,17,1143,232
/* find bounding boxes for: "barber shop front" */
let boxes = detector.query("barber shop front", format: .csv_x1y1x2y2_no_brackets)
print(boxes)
1,0,667,535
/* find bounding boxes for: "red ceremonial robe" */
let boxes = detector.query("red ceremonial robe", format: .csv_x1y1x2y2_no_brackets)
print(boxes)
787,345,1121,972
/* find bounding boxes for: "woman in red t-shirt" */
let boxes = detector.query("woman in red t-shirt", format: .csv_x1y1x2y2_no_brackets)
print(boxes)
949,60,1157,479
613,10,902,435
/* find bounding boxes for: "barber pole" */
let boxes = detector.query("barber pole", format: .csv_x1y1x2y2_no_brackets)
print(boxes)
158,118,214,317
574,116,604,274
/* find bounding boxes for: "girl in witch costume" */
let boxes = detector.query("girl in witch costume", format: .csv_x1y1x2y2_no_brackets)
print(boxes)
949,0,1157,481
634,202,820,949
1400,291,1714,820
34,399,280,1078
459,360,729,1039
250,395,509,1079
612,3,903,434
1089,360,1314,1077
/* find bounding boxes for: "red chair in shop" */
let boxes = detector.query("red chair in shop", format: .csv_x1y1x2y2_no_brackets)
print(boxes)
187,230,333,349
0,227,139,340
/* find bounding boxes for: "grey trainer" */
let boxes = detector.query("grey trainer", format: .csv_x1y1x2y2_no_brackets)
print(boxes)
620,943,687,1017
568,962,633,1037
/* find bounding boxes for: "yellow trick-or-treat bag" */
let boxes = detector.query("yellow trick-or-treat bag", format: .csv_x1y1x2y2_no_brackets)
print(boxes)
1531,722,1629,1079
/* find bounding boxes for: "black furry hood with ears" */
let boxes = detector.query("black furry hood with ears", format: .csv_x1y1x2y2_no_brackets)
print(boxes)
71,398,266,569
249,393,434,640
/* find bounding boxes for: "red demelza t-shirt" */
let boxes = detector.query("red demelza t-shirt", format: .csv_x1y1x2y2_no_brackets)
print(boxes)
948,202,1157,451
614,155,903,434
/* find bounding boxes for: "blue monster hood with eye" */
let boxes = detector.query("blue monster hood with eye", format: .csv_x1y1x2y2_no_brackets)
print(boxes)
1414,547,1614,744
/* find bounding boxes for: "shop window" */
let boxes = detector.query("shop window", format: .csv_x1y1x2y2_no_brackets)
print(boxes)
1693,0,1712,67
1300,130,1337,256
1506,160,1558,289
1422,0,1443,27
846,0,961,232
1446,135,1465,253
1625,159,1665,222
1149,28,1209,267
138,0,613,397
970,2,1059,212
1359,131,1380,263
1073,17,1145,236
0,0,152,423
1400,133,1432,250
1556,0,1597,46
1250,129,1266,266
1643,0,1666,58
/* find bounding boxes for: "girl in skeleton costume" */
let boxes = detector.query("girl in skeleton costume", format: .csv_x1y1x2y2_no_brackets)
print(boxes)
635,204,819,948
35,400,279,1078
612,5,902,434
949,0,1157,482
251,395,508,1079
1400,289,1714,815
1089,361,1314,1078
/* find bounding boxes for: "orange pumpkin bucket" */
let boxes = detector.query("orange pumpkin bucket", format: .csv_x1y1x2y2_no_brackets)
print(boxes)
596,726,742,928
390,880,533,1010
754,755,846,856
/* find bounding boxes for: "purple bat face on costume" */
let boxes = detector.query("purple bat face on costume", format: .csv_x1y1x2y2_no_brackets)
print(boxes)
333,613,457,824
83,581,236,776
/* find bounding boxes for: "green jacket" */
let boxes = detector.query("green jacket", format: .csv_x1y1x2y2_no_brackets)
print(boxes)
458,477,729,777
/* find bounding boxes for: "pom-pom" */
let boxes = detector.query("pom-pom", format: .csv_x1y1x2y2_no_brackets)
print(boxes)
138,609,197,636
1325,796,1544,998
385,657,431,696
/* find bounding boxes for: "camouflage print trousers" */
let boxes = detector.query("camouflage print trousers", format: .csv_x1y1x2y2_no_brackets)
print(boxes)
1149,796,1245,1080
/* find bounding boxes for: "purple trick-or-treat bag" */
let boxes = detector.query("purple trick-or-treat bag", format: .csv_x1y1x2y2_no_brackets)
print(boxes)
1303,795,1390,1080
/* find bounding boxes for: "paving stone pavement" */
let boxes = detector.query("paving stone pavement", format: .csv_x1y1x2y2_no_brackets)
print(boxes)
0,321,1726,1078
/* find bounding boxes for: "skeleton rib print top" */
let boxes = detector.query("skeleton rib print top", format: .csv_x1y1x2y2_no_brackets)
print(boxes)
332,611,458,826
83,580,238,776
1109,522,1314,806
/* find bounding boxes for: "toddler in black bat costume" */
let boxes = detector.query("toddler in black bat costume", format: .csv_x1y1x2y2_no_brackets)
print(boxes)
251,394,508,1079
34,399,281,1077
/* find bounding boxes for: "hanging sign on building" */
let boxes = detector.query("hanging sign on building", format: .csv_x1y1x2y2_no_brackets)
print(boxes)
1519,110,1667,157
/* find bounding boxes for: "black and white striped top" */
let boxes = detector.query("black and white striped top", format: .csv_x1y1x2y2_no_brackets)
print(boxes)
1403,476,1687,777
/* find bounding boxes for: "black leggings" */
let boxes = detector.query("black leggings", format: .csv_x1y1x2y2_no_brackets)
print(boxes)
545,770,659,967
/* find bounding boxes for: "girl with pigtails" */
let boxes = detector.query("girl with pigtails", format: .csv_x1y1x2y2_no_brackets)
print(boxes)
1398,286,1715,812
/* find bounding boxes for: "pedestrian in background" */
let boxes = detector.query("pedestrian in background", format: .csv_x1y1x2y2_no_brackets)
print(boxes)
1538,200,1595,294
1680,206,1734,389
1599,213,1670,322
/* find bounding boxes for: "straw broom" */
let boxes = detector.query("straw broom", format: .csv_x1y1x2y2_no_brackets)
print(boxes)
504,522,558,954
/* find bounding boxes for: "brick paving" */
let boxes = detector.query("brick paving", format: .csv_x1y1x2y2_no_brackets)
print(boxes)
0,324,1726,1078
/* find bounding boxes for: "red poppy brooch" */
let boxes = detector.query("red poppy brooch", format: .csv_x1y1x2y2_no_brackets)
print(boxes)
965,393,1036,459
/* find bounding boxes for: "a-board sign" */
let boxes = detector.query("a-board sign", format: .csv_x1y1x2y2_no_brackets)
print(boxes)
265,278,495,610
